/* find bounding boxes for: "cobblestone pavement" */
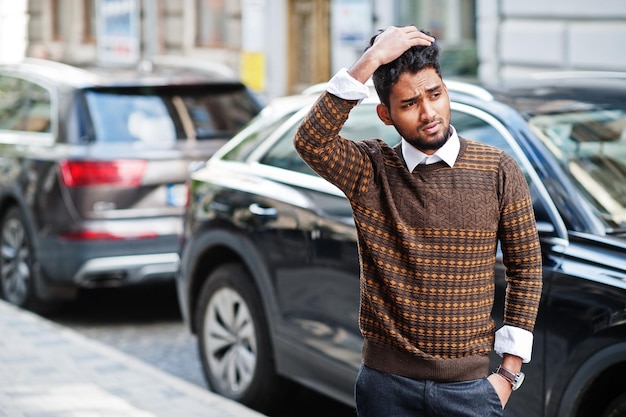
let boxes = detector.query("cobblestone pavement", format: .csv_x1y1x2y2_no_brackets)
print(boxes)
41,283,356,417
0,299,265,417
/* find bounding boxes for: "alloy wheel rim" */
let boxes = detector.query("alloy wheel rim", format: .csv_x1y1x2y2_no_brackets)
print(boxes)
0,217,30,306
203,287,257,395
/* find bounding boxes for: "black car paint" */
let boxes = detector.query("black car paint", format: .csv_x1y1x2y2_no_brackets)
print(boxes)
178,83,626,416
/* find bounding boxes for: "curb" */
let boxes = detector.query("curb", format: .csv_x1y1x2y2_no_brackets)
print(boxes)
0,299,266,417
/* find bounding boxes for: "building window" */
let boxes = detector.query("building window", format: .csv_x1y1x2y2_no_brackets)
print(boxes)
397,0,477,77
196,0,227,47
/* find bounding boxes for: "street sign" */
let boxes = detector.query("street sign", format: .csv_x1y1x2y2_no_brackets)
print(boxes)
96,0,140,65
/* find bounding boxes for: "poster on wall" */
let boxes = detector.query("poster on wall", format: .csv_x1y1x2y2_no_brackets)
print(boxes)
96,0,140,65
331,0,372,74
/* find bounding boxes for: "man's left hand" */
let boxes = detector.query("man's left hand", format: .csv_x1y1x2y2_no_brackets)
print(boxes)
487,372,513,408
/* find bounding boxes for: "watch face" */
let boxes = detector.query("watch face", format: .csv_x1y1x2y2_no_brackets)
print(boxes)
512,372,525,391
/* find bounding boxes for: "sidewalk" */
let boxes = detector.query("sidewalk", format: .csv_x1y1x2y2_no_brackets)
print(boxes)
0,299,266,417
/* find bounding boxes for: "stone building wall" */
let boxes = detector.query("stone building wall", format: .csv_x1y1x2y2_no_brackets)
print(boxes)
477,0,626,87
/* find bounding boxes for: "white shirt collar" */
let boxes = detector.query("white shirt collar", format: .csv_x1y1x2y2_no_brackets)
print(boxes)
402,125,460,172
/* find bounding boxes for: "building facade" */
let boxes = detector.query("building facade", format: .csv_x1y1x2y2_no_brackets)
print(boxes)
477,0,626,87
13,0,479,99
3,0,625,99
0,1,28,63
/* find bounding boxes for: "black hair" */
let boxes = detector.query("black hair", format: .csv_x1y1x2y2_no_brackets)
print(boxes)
367,28,441,107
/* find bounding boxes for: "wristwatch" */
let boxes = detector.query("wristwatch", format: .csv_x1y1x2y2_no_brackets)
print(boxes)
494,365,525,391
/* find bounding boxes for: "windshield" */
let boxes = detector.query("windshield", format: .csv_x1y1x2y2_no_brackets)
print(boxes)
529,108,626,231
84,85,260,143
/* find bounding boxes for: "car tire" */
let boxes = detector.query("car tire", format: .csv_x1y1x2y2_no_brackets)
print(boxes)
0,207,37,309
602,392,626,417
195,262,288,413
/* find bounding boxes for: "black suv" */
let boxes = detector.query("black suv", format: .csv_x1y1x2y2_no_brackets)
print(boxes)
0,58,262,311
177,76,626,416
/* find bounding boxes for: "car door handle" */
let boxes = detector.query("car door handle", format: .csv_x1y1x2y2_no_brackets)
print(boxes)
208,201,231,213
248,203,278,217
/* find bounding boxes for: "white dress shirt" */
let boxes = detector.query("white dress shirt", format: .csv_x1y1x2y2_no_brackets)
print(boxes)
401,127,460,170
326,68,535,363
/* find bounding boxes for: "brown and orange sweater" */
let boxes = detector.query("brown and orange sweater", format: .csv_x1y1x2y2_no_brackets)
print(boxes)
294,92,543,382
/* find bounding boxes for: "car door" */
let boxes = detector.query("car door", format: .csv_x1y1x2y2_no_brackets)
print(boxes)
250,102,400,395
451,102,566,417
0,73,56,234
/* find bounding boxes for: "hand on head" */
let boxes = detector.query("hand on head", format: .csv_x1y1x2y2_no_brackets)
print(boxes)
348,26,435,84
370,26,435,67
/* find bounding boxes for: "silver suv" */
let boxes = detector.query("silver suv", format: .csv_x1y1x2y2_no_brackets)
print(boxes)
0,58,262,311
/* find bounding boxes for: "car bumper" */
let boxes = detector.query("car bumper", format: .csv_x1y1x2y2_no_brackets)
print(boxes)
72,252,180,287
38,234,181,288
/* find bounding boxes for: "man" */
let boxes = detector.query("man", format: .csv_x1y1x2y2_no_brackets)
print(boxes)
294,26,543,416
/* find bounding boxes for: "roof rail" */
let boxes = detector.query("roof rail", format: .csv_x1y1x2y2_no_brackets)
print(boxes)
150,55,236,78
17,58,100,85
445,79,493,101
20,57,84,71
301,77,494,102
301,82,328,95
530,71,626,81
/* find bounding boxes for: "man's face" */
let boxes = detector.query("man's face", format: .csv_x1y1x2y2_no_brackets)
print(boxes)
376,67,451,154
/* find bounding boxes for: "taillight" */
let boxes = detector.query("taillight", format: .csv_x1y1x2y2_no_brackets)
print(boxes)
59,160,147,187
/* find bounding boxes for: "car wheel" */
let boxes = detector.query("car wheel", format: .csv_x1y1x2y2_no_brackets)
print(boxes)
602,392,626,417
0,207,35,308
195,263,288,413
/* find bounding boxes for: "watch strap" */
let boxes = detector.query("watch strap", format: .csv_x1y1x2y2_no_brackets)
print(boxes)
495,365,517,384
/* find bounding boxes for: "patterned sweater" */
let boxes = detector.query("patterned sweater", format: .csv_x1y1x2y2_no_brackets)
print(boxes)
294,92,543,382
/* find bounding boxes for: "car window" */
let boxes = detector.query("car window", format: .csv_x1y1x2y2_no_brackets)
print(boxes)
452,110,517,160
529,109,626,230
178,88,260,138
86,92,176,143
84,85,260,143
340,104,401,146
0,76,51,133
452,108,557,228
259,103,400,175
221,112,297,162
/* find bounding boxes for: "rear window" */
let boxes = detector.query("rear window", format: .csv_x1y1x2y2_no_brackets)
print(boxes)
84,85,261,143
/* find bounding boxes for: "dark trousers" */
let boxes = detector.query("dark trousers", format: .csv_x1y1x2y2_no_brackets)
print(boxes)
355,364,503,417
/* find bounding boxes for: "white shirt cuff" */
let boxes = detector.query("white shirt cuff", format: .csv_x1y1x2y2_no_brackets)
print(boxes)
326,68,370,101
494,325,534,363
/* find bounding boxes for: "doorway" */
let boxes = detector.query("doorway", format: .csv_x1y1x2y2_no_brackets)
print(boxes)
287,0,331,94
